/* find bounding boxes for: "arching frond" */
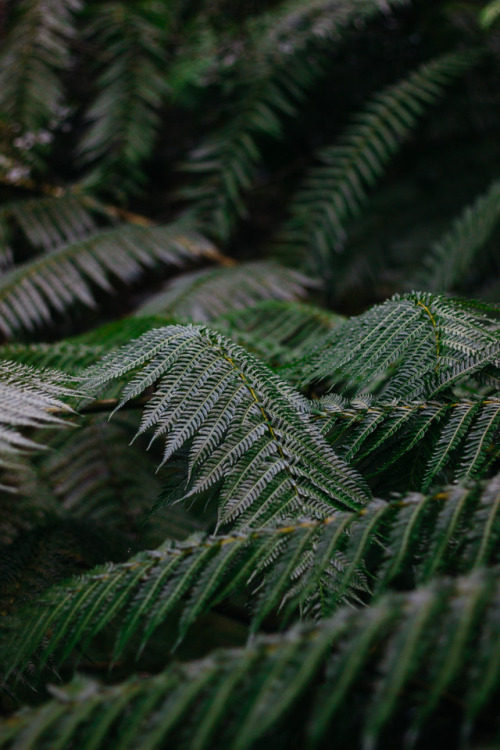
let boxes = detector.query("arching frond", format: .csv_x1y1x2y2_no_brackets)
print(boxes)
0,225,218,337
317,394,500,487
0,0,78,135
78,1,171,195
277,50,480,273
0,360,74,489
82,324,370,528
410,179,500,292
180,0,406,241
4,474,500,679
2,568,500,750
134,262,316,320
0,194,98,253
298,292,500,399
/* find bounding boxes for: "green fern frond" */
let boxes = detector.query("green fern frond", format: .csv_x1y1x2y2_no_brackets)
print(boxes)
134,262,316,320
410,179,500,292
0,194,99,253
0,225,217,337
0,0,78,135
2,568,500,750
78,2,171,195
298,292,500,399
317,394,500,487
180,0,406,241
0,360,74,488
82,325,370,529
277,49,480,274
5,474,500,678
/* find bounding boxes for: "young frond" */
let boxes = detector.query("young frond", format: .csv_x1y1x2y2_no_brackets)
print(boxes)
298,292,500,400
0,224,217,337
134,262,316,320
277,49,480,272
180,0,406,240
0,194,98,253
82,324,370,527
78,2,171,195
2,568,500,750
0,360,75,488
0,0,78,135
410,179,500,292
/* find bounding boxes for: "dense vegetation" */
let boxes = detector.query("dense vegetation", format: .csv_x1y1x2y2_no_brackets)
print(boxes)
1,0,500,747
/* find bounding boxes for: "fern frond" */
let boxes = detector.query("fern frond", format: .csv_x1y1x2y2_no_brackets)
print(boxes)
410,179,500,292
0,360,74,488
82,324,370,528
2,568,500,749
180,0,406,240
134,262,315,320
0,0,78,135
0,225,217,337
317,394,500,487
78,2,171,195
5,473,500,679
0,194,99,253
298,292,500,400
278,50,480,273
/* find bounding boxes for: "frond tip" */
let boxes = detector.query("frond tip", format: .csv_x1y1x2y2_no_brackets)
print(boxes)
82,324,370,527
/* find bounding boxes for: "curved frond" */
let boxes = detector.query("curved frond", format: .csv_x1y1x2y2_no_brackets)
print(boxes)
2,568,500,750
278,50,480,272
410,179,500,292
82,324,370,527
134,262,316,320
298,292,500,399
0,225,218,337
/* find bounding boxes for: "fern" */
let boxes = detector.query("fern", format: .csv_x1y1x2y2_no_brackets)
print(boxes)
277,50,480,274
0,224,218,337
82,324,370,526
2,568,500,750
410,179,500,292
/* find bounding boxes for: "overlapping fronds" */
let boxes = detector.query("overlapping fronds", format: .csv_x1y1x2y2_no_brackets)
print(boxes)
298,292,500,399
0,194,98,254
5,473,500,678
180,0,406,240
134,262,316,320
82,324,370,528
3,567,500,750
0,224,218,337
411,179,500,292
0,360,74,488
0,0,78,134
78,1,171,195
317,394,500,488
278,50,479,271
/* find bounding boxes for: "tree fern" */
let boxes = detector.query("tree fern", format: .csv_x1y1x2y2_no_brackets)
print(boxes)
82,324,370,526
2,568,500,750
277,49,480,275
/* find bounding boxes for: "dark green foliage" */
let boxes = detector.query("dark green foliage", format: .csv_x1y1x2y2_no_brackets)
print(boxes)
2,1,500,748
